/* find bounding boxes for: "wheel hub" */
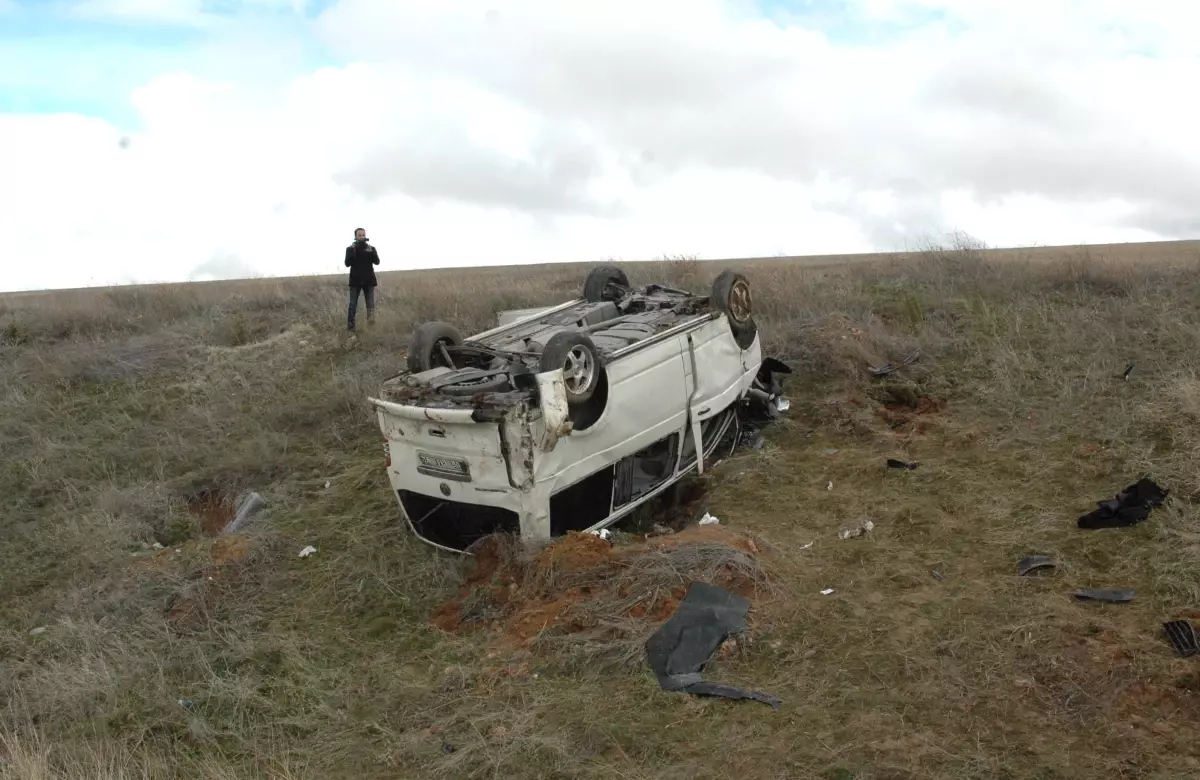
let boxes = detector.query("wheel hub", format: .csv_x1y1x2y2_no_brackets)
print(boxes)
728,279,752,322
563,346,594,394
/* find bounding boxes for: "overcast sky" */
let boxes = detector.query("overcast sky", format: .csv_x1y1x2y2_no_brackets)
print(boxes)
1,0,1197,291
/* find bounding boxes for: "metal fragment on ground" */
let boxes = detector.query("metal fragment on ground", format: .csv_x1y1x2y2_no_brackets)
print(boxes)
1072,587,1134,603
1163,620,1199,658
224,491,266,534
886,458,919,470
1018,555,1056,576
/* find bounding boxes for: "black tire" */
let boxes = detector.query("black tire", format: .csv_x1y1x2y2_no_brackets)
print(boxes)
583,265,631,303
538,332,601,405
711,270,758,350
408,321,464,373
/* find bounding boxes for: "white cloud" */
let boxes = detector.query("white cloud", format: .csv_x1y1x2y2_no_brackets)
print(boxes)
66,0,306,26
67,0,211,26
2,0,1200,291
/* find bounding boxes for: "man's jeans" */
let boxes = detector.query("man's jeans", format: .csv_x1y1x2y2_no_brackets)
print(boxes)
348,285,375,331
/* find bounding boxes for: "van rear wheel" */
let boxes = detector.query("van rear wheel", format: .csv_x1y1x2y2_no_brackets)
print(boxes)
408,321,464,373
711,270,758,350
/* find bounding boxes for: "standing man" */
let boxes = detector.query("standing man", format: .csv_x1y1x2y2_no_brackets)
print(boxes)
345,227,380,333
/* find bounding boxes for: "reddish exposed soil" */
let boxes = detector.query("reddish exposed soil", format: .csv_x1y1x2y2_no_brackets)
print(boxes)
878,395,946,429
431,527,766,648
146,534,255,626
186,489,235,537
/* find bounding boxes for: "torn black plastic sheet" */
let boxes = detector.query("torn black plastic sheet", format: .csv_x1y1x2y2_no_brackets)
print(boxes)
1077,478,1169,530
644,582,781,709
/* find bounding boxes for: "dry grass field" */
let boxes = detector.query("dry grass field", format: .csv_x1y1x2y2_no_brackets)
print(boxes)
4,238,1200,779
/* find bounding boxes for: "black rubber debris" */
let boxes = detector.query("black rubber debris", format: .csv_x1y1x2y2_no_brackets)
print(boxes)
1072,588,1135,603
645,582,781,709
1164,621,1199,658
1122,362,1135,380
1077,478,1169,529
1018,555,1056,576
886,459,919,470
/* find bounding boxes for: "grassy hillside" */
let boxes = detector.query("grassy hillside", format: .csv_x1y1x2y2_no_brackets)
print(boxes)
3,241,1200,779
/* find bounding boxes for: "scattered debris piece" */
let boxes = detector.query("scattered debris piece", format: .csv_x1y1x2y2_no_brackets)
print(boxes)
868,348,922,377
740,357,793,442
644,582,781,709
820,588,835,596
1018,555,1056,576
822,449,840,456
1122,362,1135,380
698,512,720,526
177,698,196,711
827,481,834,491
441,742,456,755
799,541,814,550
28,627,46,636
1072,588,1134,603
838,520,874,540
1077,478,1169,529
886,458,919,470
223,492,266,534
1164,620,1199,658
298,545,317,558
586,528,613,540
325,480,331,489
930,569,945,581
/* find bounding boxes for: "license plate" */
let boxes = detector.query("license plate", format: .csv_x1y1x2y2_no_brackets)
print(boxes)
417,452,472,482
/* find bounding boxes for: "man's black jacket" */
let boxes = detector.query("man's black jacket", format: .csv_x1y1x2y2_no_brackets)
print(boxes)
345,242,380,287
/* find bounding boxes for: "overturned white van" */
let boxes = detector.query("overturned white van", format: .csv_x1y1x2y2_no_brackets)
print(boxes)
367,265,789,553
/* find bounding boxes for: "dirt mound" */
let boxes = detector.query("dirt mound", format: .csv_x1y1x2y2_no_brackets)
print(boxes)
431,528,770,652
533,531,613,572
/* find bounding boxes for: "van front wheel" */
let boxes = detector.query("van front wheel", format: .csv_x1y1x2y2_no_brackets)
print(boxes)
539,332,601,405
